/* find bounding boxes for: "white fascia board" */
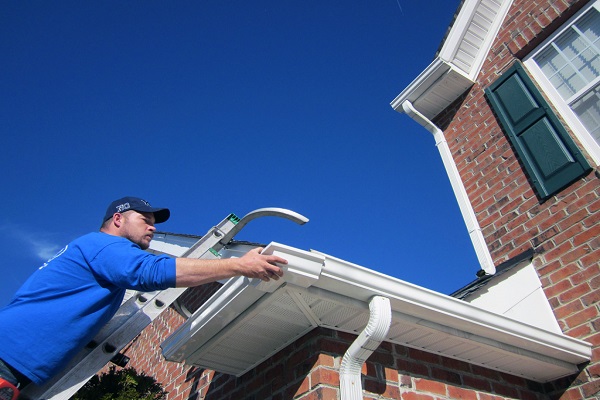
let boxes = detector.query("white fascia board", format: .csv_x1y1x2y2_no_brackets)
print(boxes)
313,252,590,365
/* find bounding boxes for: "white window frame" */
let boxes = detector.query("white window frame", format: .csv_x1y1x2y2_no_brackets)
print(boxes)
524,0,600,166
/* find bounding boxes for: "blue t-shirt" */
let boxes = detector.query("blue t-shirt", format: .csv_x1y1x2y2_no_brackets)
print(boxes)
0,232,177,385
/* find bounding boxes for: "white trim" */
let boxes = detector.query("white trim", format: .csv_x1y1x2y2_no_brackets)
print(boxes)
439,0,515,80
401,100,496,275
391,0,515,118
523,0,600,165
310,250,590,366
462,260,563,333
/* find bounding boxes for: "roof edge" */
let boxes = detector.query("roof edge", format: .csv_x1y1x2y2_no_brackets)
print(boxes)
312,250,591,365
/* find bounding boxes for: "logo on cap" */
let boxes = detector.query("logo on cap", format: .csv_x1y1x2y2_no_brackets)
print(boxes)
116,203,131,212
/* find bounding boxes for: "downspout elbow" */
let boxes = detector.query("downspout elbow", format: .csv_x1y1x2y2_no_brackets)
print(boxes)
340,296,392,400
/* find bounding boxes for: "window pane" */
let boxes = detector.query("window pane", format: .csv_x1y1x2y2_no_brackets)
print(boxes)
572,84,600,143
573,11,600,85
535,9,600,100
538,44,577,98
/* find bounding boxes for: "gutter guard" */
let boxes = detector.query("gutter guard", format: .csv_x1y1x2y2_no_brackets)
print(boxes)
340,296,391,400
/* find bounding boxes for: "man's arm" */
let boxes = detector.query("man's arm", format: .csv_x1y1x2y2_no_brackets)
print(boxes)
175,247,286,287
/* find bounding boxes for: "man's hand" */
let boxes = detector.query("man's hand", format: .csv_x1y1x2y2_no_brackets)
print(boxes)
236,247,287,282
175,247,287,287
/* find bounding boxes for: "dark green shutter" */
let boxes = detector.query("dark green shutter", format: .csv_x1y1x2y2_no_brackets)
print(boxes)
484,62,592,200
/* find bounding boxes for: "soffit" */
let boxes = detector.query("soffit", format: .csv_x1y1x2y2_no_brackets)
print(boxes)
391,0,514,120
158,241,591,383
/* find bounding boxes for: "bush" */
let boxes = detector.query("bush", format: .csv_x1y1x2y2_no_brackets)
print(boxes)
72,366,167,400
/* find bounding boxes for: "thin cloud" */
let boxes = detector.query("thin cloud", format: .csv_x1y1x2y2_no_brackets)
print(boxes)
0,223,64,261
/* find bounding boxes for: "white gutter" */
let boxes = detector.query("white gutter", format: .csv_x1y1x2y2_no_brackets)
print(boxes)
161,241,591,382
311,252,591,376
401,100,496,275
340,296,391,400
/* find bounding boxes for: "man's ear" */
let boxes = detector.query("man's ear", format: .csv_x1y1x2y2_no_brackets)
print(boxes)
112,213,124,228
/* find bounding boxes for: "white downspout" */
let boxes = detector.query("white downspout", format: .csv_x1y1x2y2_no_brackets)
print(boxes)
340,296,391,400
401,100,496,275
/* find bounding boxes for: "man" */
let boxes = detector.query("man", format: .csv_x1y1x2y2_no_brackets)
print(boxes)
0,197,286,395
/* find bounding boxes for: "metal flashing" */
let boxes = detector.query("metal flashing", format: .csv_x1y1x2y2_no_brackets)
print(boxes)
450,249,535,300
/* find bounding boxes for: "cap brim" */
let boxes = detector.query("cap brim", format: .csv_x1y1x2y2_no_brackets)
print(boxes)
153,208,170,224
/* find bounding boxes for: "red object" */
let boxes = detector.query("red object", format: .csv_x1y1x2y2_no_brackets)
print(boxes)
0,378,19,400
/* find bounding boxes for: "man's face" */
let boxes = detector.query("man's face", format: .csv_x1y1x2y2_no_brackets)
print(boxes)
119,211,156,250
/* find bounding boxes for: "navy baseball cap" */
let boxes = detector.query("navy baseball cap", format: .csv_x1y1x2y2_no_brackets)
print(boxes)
103,197,170,224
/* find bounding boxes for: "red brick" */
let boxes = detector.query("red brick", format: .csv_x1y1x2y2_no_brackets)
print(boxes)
582,290,600,307
297,386,338,400
414,378,446,396
401,392,435,400
581,249,600,268
543,240,576,263
554,299,583,320
479,393,505,400
574,225,600,247
567,323,592,339
564,306,598,329
560,244,595,265
492,381,520,398
441,357,471,373
447,385,478,400
364,376,401,399
559,282,592,304
310,367,339,389
544,278,573,300
548,262,580,284
537,259,562,278
396,359,429,377
581,378,600,399
407,348,440,364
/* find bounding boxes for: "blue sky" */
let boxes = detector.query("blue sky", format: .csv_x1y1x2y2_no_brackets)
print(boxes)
0,0,476,307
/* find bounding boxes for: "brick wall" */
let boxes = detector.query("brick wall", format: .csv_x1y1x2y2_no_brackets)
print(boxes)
118,320,548,400
434,0,600,398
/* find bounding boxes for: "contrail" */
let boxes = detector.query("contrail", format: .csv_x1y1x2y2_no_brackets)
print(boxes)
395,0,404,15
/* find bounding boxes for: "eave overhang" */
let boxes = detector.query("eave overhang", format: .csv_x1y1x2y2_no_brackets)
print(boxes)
391,0,515,120
391,57,474,120
161,242,591,383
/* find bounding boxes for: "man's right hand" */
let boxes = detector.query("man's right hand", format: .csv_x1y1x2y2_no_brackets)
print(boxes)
235,247,287,282
175,248,287,287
